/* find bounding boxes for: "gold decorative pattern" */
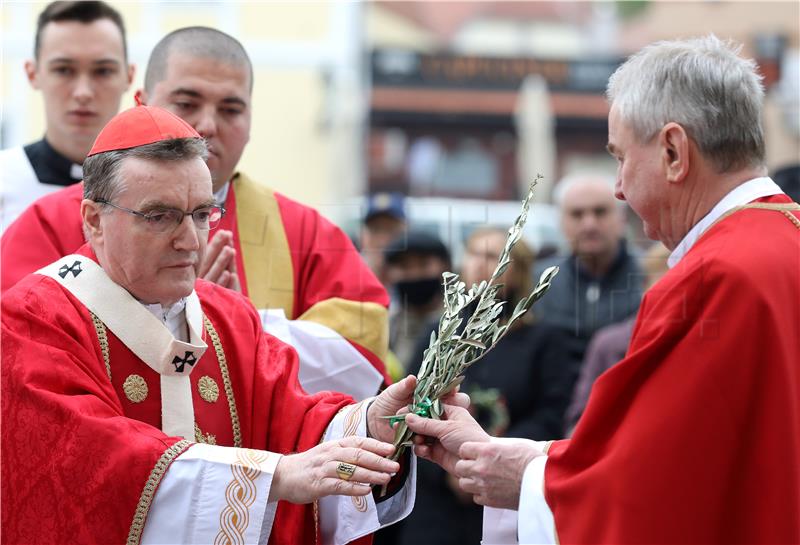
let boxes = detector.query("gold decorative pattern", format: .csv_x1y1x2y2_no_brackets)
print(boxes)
194,422,217,445
90,312,112,381
341,401,368,512
127,440,192,545
234,173,295,315
782,210,800,229
214,449,269,545
204,316,242,448
123,375,149,403
198,375,220,403
712,202,800,232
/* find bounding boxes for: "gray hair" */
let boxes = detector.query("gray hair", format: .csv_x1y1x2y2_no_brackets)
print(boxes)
144,26,253,93
83,138,208,203
607,35,765,173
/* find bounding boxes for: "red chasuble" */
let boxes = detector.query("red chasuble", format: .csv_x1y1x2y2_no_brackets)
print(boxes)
1,174,391,383
1,246,353,545
543,195,800,543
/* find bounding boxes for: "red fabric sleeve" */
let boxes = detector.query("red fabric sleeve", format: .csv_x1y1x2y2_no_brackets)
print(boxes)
1,183,85,291
1,276,186,544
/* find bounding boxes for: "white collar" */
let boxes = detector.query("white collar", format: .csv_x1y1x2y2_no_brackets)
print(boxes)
668,177,784,268
143,299,188,341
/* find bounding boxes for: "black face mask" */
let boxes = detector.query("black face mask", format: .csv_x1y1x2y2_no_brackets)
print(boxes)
395,277,442,307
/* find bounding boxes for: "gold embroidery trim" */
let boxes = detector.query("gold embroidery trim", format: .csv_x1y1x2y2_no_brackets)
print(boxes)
194,422,217,445
123,374,148,403
127,439,192,545
711,201,800,231
204,316,242,448
214,448,269,545
90,312,112,381
198,375,220,403
782,209,800,229
341,401,368,512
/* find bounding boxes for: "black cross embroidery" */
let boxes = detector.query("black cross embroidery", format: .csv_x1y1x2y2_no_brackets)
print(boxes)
58,260,83,279
171,351,197,373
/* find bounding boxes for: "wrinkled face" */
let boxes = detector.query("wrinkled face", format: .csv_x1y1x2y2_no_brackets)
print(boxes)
146,53,251,190
461,231,508,288
607,106,665,242
560,179,625,259
91,156,214,306
27,19,132,149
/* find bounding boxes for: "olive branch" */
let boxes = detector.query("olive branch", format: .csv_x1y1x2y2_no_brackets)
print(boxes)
381,176,559,476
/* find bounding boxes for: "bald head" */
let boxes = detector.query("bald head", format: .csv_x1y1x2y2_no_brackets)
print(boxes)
144,26,253,93
556,175,625,262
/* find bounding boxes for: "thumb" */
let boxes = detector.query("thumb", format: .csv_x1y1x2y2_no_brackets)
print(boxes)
380,375,417,405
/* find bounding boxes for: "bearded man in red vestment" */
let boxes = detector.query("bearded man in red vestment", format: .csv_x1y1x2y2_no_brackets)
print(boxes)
404,35,800,544
0,105,436,545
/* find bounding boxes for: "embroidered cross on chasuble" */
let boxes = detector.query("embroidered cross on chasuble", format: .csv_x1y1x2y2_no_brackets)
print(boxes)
37,254,240,445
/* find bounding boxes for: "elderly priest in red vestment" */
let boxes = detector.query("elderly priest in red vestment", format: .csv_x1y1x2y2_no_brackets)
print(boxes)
404,35,800,544
1,105,430,545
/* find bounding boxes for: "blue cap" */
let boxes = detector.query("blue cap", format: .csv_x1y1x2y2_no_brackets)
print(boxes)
365,192,406,223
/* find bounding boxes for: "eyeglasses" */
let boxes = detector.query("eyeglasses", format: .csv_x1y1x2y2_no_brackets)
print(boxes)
95,200,225,232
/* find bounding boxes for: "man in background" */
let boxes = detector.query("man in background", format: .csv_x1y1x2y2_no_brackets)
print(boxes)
360,192,407,286
534,175,642,366
1,1,133,230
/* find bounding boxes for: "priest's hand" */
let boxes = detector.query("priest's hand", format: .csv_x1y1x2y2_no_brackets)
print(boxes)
366,375,417,444
454,441,544,510
269,435,400,504
199,229,241,292
366,376,472,444
405,405,490,475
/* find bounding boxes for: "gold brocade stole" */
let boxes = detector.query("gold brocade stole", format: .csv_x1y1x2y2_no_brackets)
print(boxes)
232,173,295,316
231,173,390,364
91,313,242,448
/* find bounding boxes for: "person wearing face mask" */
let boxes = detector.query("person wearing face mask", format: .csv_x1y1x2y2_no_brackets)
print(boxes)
1,27,389,400
382,230,451,377
394,226,574,545
0,1,134,232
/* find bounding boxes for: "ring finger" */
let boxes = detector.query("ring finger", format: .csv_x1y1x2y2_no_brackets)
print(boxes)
329,460,392,486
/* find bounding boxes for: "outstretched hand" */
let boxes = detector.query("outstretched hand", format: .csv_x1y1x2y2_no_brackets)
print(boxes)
269,435,400,504
405,405,490,474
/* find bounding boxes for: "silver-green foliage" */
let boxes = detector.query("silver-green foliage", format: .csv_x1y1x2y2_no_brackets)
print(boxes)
385,175,559,463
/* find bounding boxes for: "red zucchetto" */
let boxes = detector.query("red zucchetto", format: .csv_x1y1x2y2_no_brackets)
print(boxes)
87,104,200,157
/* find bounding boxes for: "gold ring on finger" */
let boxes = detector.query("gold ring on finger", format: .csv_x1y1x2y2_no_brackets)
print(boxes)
336,462,357,481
